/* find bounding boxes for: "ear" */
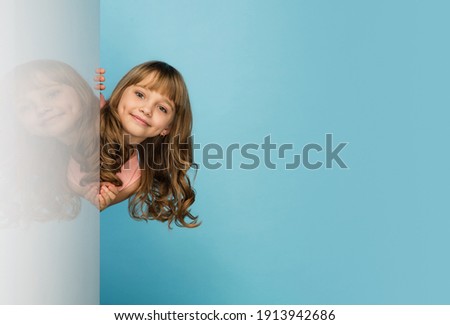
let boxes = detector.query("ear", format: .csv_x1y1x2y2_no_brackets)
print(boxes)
161,127,171,136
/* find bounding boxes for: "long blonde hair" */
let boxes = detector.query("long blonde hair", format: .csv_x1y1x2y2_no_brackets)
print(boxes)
100,61,199,228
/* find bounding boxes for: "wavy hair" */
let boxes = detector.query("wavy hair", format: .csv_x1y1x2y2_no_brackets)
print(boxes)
100,61,199,228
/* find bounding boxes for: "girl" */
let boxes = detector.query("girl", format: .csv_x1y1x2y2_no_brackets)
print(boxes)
6,60,99,223
99,61,199,228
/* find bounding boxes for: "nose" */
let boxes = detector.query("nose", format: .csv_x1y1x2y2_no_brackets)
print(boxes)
139,105,153,117
35,102,53,116
30,94,54,115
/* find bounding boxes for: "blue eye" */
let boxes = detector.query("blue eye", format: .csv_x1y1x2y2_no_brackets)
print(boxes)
135,91,144,99
159,106,167,113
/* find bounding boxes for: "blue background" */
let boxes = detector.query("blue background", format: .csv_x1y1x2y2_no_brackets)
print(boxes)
100,0,450,304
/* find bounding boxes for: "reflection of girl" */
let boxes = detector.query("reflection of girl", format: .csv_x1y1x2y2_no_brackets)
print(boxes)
100,61,199,228
11,60,98,222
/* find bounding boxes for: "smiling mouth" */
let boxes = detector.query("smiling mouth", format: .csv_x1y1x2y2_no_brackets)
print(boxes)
130,113,150,126
40,113,64,124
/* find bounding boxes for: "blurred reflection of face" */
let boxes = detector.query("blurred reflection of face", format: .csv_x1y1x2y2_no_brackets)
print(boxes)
16,81,82,142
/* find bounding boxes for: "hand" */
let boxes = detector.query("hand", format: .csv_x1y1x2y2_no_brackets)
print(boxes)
83,184,102,209
94,68,105,90
94,68,106,108
98,182,119,211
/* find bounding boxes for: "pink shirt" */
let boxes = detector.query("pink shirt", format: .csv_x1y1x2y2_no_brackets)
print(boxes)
67,152,141,194
115,152,141,191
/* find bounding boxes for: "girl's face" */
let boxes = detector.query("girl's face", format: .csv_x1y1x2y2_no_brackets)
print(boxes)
118,79,175,144
16,80,83,142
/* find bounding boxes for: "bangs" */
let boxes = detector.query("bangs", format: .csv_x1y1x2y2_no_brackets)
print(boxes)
138,70,187,109
14,62,70,98
14,71,59,104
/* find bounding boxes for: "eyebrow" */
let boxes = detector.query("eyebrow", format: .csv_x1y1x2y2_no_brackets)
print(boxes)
135,84,175,112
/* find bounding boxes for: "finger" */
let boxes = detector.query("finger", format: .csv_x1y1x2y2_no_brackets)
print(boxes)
100,185,111,197
95,68,105,74
94,75,105,82
95,84,106,90
98,194,106,210
103,187,116,201
107,185,119,195
85,186,99,204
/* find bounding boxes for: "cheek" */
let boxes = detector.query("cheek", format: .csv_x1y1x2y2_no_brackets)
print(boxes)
117,110,126,127
157,114,173,129
117,94,134,114
62,94,83,123
117,100,127,119
60,88,79,108
117,105,131,129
